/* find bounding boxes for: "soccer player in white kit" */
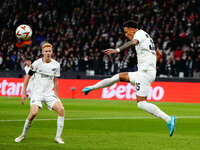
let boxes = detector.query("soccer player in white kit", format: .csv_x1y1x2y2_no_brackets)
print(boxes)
82,20,176,136
15,43,65,144
23,56,33,100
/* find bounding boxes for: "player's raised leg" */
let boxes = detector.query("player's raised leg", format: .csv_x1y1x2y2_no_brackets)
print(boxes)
15,104,39,142
136,96,176,136
52,101,65,144
82,73,130,95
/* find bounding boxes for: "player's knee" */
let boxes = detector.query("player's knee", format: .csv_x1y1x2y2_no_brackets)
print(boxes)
119,73,129,82
60,106,65,113
58,106,64,116
137,101,146,109
31,110,38,117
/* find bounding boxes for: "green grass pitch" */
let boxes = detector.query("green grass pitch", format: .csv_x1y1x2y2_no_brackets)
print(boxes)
0,97,200,150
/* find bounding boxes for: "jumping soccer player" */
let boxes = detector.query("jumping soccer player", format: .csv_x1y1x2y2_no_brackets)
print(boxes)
15,42,65,144
82,20,176,136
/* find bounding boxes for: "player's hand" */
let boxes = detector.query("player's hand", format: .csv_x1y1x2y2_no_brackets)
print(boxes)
21,93,27,105
156,48,162,62
103,49,118,55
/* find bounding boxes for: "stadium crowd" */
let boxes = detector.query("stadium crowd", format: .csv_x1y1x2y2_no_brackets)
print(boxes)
0,0,200,78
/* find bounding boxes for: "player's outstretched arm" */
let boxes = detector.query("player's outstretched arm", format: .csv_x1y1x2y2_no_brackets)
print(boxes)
21,75,31,104
118,39,139,52
156,48,162,62
103,39,139,55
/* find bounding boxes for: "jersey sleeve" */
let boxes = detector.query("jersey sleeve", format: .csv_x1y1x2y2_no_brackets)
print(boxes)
24,66,30,74
55,64,60,77
133,30,146,43
30,60,38,72
28,60,39,76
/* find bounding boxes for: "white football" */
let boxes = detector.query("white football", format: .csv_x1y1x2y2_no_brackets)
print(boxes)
16,24,32,40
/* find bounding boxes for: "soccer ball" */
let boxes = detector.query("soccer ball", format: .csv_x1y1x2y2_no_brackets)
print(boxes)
16,24,32,40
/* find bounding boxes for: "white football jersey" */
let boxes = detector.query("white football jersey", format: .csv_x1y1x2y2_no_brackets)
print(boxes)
30,58,60,96
133,29,156,71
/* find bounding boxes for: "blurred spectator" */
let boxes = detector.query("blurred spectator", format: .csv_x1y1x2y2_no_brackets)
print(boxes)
193,54,200,78
103,55,111,75
93,56,103,74
128,52,137,72
174,46,183,60
174,57,186,77
0,0,200,78
3,56,14,71
112,56,121,74
185,55,194,77
157,57,167,77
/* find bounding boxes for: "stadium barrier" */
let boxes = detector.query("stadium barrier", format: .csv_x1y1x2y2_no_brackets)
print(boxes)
0,78,200,103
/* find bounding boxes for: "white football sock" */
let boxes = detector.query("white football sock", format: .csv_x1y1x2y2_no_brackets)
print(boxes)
137,101,171,123
88,74,120,90
56,116,64,138
22,120,32,137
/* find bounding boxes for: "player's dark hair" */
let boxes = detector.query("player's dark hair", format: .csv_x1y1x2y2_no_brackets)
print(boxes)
123,20,138,29
25,56,32,61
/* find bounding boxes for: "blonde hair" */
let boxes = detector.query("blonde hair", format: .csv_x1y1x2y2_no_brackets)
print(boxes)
41,42,53,50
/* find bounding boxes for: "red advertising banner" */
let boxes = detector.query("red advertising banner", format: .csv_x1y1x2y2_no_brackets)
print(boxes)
0,78,24,96
0,78,200,103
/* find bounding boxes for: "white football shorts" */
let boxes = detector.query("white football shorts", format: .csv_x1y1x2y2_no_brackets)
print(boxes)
30,94,60,110
128,70,156,97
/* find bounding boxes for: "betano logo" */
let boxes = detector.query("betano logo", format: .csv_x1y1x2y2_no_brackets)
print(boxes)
0,80,23,96
102,83,164,101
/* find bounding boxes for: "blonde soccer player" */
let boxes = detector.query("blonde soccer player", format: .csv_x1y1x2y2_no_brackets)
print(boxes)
15,43,65,144
82,20,176,136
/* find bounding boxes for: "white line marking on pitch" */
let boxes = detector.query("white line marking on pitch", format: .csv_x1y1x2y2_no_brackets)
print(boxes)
0,116,200,122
